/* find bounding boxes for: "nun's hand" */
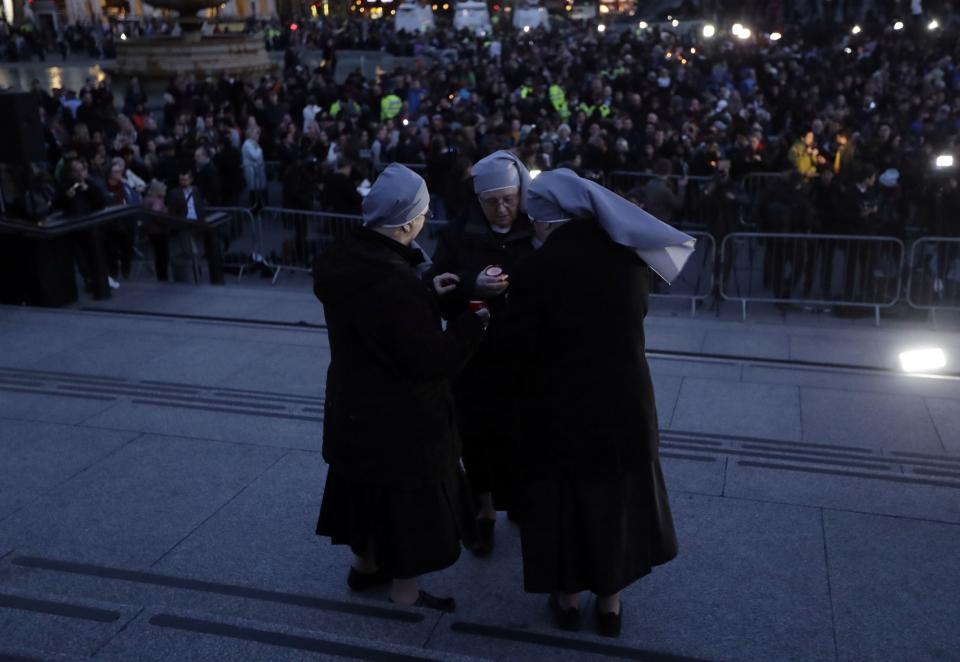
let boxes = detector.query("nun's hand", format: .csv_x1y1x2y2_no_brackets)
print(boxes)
432,272,460,295
475,268,509,297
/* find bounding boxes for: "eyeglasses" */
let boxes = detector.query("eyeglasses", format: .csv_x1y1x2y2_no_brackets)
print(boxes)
479,194,519,210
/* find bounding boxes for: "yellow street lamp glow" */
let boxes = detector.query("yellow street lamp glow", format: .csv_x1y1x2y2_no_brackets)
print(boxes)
893,21,904,30
928,19,939,30
770,31,782,41
899,348,947,373
936,155,954,168
598,4,609,13
597,24,606,33
442,2,449,8
702,24,715,38
851,24,861,34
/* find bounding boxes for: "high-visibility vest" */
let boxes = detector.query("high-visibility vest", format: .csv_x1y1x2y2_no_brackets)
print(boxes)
598,103,611,118
520,85,533,99
577,102,596,116
381,94,402,120
330,100,342,117
548,84,570,119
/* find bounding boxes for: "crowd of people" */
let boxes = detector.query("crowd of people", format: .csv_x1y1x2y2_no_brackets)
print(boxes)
0,5,957,292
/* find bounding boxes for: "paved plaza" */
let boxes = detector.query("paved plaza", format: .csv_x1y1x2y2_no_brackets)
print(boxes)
1,281,959,661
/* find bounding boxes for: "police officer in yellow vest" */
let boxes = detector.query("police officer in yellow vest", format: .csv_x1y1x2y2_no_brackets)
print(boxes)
549,84,570,119
381,94,403,121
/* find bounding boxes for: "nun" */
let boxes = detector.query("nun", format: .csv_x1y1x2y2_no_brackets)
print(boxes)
497,169,695,636
429,150,537,556
313,164,488,612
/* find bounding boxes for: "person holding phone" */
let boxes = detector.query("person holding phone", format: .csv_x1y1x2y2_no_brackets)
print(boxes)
314,164,488,612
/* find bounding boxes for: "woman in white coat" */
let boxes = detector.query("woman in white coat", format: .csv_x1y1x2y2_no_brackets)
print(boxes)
242,125,268,210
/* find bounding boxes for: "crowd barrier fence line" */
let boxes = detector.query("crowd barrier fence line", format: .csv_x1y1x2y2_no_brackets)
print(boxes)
207,206,261,282
720,232,905,326
648,230,715,316
906,237,960,322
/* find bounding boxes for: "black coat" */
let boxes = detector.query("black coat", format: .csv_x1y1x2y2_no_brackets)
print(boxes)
313,227,485,488
496,218,661,477
429,202,536,321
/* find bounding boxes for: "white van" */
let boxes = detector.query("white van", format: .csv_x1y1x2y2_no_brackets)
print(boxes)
395,1,435,34
453,1,492,35
513,3,550,31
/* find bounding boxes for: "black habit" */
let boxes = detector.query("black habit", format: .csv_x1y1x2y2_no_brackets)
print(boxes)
496,217,678,595
313,226,485,579
429,202,536,504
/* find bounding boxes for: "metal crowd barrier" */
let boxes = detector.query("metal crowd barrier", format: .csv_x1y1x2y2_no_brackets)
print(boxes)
742,172,785,197
907,237,960,321
258,208,362,283
207,206,261,282
720,233,905,325
649,231,715,317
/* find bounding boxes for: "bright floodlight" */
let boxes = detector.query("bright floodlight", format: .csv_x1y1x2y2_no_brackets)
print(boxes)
529,169,542,179
523,25,530,32
671,19,679,27
893,21,904,30
936,155,954,168
597,24,606,32
737,27,751,39
899,348,947,373
851,24,861,34
928,19,939,30
732,22,743,36
402,118,409,126
702,24,715,38
770,31,782,41
844,47,852,54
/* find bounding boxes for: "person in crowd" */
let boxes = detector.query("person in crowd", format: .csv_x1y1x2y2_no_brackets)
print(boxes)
642,159,687,227
194,146,222,207
102,157,142,286
162,167,209,282
495,169,694,637
313,163,488,612
242,125,267,210
55,158,109,295
429,150,536,557
788,130,827,179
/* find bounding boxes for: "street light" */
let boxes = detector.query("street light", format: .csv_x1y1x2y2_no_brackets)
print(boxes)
523,25,530,32
671,19,679,27
597,24,606,33
770,31,782,41
736,27,751,39
893,21,904,30
638,21,648,29
702,24,715,38
936,155,954,168
851,24,861,34
928,19,939,30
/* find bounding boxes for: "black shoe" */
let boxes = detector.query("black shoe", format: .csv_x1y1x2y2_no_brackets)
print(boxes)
549,594,580,631
594,600,622,638
407,590,456,613
347,566,391,591
470,518,495,558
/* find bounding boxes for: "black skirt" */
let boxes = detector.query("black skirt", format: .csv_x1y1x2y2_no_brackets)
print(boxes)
316,465,478,580
517,460,678,596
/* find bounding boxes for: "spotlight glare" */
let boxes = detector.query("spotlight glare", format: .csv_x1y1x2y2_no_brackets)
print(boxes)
671,19,679,27
737,27,751,39
844,47,852,54
732,22,743,35
893,20,904,30
597,24,606,33
899,348,947,373
702,23,715,38
770,31,782,41
523,25,530,32
638,20,648,29
851,24,861,34
936,155,954,168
